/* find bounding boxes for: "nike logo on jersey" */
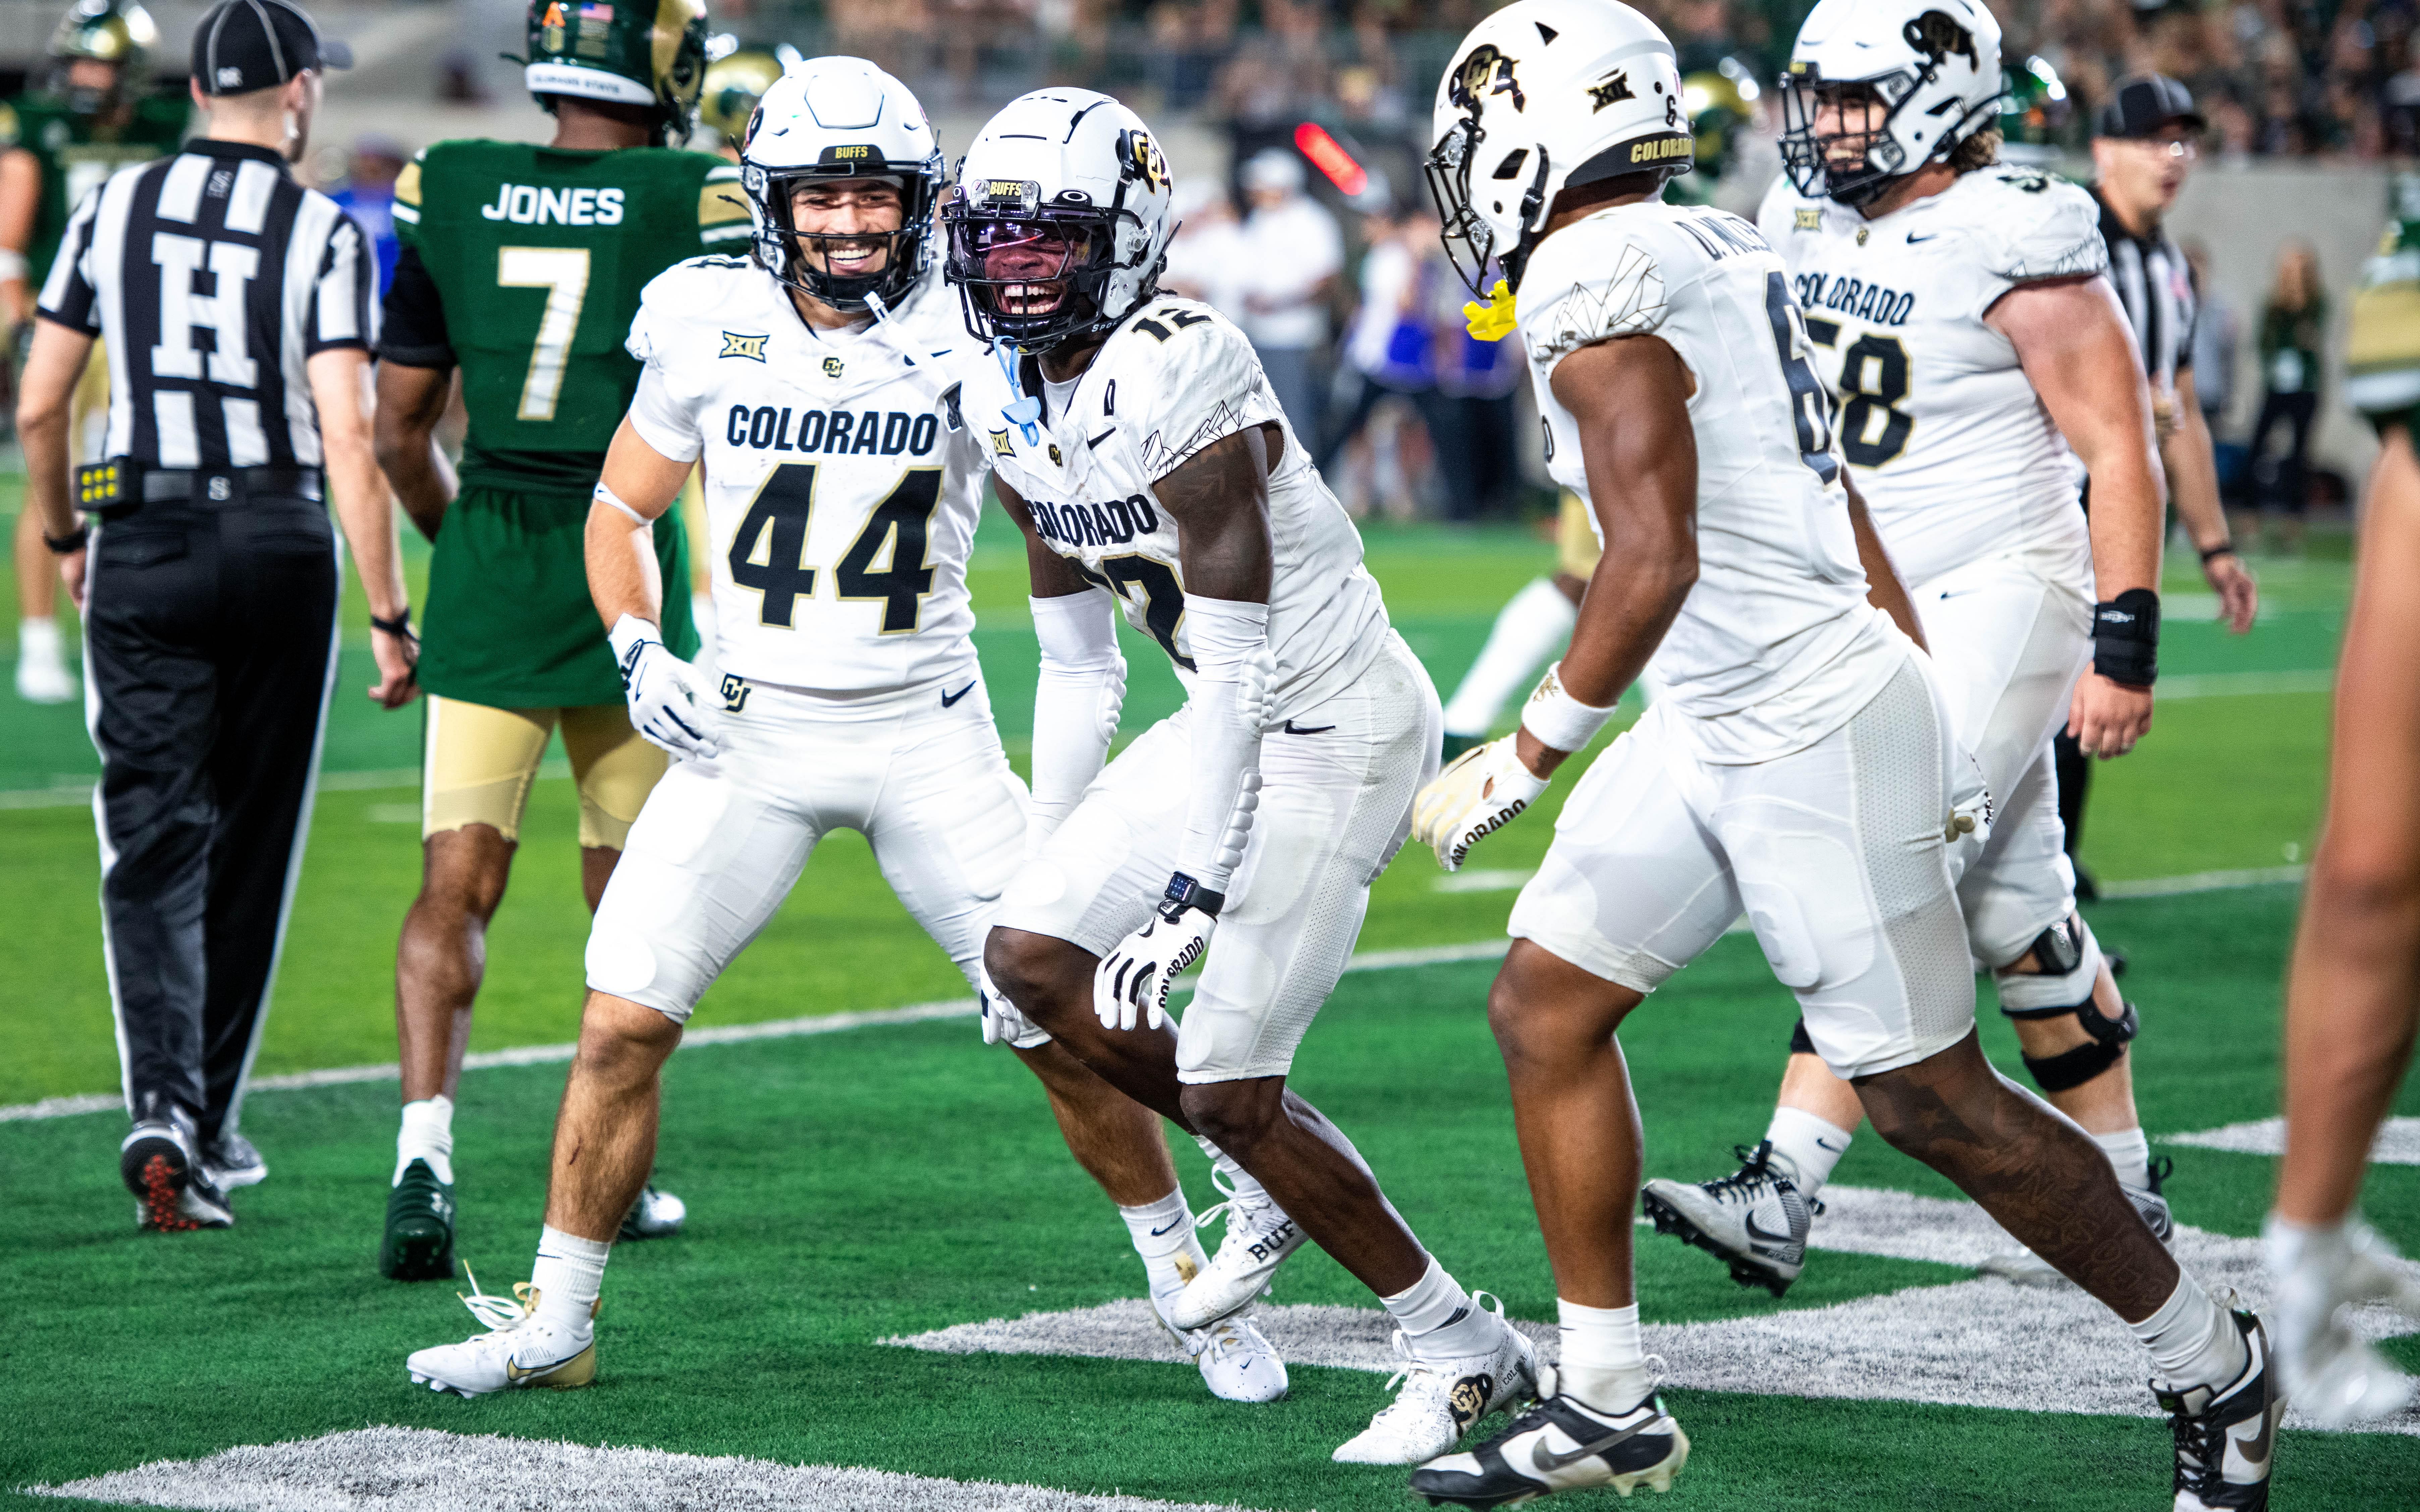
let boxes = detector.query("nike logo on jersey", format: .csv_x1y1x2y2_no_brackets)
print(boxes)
940,681,977,708
725,404,940,460
479,182,625,226
1088,428,1116,449
1280,721,1335,735
1789,271,1917,327
1906,231,1940,243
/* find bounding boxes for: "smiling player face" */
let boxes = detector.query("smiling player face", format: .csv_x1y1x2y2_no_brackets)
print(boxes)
788,179,905,279
966,220,1094,316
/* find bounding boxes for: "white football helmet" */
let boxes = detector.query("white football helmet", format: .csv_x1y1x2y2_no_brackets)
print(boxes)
1779,0,2004,208
1426,0,1690,295
738,57,944,311
941,88,1176,351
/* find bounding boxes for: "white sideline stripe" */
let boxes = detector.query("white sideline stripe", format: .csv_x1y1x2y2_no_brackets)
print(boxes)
0,944,1514,1124
890,1184,2420,1436
2095,864,2307,898
2159,669,2334,699
26,1426,1271,1512
2165,1115,2420,1165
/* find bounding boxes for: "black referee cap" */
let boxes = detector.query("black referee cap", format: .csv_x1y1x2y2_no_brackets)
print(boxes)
2095,74,2206,138
193,0,352,97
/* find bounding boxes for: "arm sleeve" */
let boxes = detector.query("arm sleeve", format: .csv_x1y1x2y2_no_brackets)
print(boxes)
1175,595,1271,897
374,243,451,367
1028,588,1126,839
305,211,375,354
1131,311,1288,481
35,183,104,334
697,163,751,248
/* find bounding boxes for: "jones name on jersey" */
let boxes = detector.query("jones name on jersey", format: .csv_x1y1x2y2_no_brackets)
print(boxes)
626,256,986,692
960,295,1390,713
1519,201,1899,763
1757,165,2107,588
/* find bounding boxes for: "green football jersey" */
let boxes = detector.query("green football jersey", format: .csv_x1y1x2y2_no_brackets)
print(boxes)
0,93,189,287
393,138,749,495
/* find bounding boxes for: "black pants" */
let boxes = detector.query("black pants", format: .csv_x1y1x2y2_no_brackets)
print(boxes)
2249,389,2319,512
85,495,339,1142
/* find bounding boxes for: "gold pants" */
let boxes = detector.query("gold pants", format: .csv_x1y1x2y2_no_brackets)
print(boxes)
1556,488,1603,580
421,695,666,851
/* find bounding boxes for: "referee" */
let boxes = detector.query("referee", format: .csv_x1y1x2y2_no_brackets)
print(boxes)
15,0,416,1232
2056,73,2262,895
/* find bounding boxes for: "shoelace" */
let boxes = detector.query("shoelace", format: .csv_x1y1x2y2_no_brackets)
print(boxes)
2167,1399,2225,1495
1703,1142,1824,1218
1369,1292,1514,1422
454,1265,540,1336
1193,1167,1283,1246
1192,1315,1261,1364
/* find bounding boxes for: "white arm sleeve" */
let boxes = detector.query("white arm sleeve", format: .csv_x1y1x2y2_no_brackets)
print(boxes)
1177,596,1273,899
1030,589,1126,842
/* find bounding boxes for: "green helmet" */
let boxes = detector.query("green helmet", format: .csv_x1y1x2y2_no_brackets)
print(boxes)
47,0,158,115
698,43,781,146
525,0,709,148
1997,55,2072,165
1679,60,1758,183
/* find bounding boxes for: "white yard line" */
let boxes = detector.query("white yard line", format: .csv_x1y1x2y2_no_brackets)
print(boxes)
2165,1115,2420,1165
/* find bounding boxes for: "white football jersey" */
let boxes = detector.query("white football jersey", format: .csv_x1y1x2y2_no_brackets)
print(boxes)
1757,166,2103,590
956,296,1390,716
625,258,987,692
1520,202,1900,764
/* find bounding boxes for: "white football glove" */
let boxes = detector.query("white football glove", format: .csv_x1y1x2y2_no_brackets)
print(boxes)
1096,901,1215,1031
978,962,1042,1047
1412,736,1549,873
609,614,722,761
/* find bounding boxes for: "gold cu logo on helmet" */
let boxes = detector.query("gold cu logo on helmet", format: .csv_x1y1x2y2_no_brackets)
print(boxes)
1127,129,1169,194
1451,45,1526,112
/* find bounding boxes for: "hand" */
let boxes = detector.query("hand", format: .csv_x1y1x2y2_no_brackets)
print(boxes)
2203,550,2258,634
1095,903,1215,1031
1411,736,1550,872
978,963,1041,1047
56,547,85,611
611,615,722,760
366,622,420,710
2067,671,2152,758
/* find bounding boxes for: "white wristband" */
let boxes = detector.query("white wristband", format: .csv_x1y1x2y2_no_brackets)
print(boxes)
594,480,650,526
1518,663,1618,754
0,248,27,284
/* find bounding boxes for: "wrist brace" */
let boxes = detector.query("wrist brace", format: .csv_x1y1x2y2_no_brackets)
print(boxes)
1519,662,1618,754
2092,589,2159,687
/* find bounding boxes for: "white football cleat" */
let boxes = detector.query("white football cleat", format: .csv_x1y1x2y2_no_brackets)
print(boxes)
1333,1296,1537,1465
2267,1215,2420,1427
1180,1312,1290,1403
405,1270,597,1398
1979,1161,2173,1288
1410,1364,1689,1507
1165,1169,1309,1330
1640,1140,1815,1298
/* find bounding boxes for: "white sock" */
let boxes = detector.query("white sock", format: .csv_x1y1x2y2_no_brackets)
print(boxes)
2093,1127,2153,1191
530,1225,609,1336
395,1095,455,1186
1441,578,1578,736
19,616,62,665
1557,1297,1651,1412
1764,1106,1853,1198
2261,1210,2345,1275
2129,1273,2248,1391
1193,1134,1274,1209
1382,1256,1495,1357
1117,1189,1201,1304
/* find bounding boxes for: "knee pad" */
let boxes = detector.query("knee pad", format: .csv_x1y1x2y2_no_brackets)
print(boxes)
1788,1018,1817,1055
2012,997,2139,1092
1993,914,2103,1014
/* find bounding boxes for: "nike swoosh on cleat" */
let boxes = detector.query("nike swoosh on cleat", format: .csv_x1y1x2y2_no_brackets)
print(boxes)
1742,1212,1797,1254
1532,1415,1663,1471
940,681,977,708
502,1353,585,1385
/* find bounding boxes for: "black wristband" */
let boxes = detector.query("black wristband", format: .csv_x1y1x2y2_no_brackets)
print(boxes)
2198,542,2237,564
2092,588,2160,687
1159,871,1227,921
370,611,412,635
42,525,88,555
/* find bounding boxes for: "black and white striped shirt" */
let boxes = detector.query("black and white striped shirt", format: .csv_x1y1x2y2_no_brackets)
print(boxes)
2094,187,2197,396
36,137,375,471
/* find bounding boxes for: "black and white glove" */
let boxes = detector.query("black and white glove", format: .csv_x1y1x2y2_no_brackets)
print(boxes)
978,961,1043,1047
609,614,722,761
1095,875,1219,1032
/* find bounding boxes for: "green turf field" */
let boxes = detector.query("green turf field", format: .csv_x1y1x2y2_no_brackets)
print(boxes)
5,467,2411,1510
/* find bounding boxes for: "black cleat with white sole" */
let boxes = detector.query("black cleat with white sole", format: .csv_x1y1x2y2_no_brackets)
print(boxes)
121,1094,232,1231
381,1159,456,1281
1411,1373,1688,1508
1639,1140,1815,1298
2159,1308,2284,1511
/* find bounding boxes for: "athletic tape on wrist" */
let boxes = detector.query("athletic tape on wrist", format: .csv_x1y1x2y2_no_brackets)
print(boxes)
593,481,650,527
2092,589,2160,687
0,248,26,284
1519,663,1618,754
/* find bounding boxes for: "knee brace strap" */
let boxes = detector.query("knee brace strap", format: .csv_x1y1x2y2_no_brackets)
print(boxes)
1995,916,2104,1014
2017,998,2140,1093
1788,1018,1816,1055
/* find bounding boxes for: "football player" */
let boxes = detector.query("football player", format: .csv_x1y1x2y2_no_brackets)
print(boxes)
1642,0,2186,1295
370,0,743,1280
956,90,1535,1464
1405,4,2276,1506
2263,177,2420,1426
1,0,187,705
400,59,1286,1407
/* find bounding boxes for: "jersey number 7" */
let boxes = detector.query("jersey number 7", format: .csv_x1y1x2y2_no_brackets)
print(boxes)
728,463,942,633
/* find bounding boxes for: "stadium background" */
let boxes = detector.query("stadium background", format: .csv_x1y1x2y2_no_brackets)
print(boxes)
1,0,2416,1507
